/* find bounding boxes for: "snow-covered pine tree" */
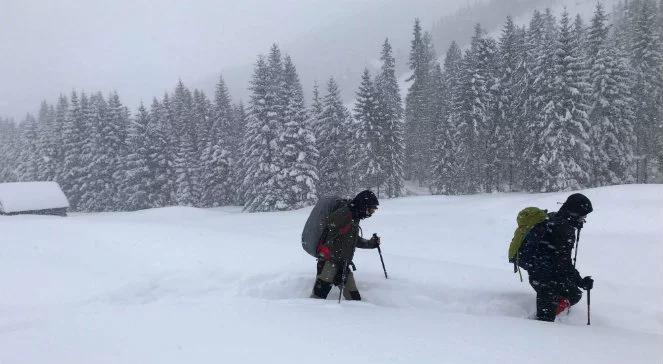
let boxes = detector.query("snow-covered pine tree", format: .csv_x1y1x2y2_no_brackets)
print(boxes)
405,19,437,184
574,14,588,57
477,35,500,192
16,113,40,182
171,81,199,206
105,92,130,210
229,102,247,205
629,0,663,182
536,10,592,192
241,55,281,212
191,89,212,207
523,9,559,191
276,55,319,209
50,95,68,185
450,24,497,193
588,3,610,61
375,38,405,198
0,119,16,182
431,42,462,194
586,3,637,186
316,77,353,197
61,91,87,210
147,97,175,207
36,101,59,182
200,76,234,207
0,118,19,182
124,103,152,210
352,69,383,194
77,92,104,211
590,39,637,185
496,16,524,191
310,82,324,134
243,45,293,211
85,93,109,210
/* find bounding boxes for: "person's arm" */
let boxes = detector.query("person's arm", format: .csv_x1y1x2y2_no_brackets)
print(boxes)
553,226,582,284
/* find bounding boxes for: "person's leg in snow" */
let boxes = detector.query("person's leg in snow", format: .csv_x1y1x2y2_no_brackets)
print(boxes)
310,260,361,300
530,275,584,321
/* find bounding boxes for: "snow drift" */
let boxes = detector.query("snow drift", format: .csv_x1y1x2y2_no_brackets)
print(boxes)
0,185,661,363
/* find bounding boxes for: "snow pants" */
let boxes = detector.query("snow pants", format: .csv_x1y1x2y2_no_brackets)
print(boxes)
311,260,361,300
529,274,582,322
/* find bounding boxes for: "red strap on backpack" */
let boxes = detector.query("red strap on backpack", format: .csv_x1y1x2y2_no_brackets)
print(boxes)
317,243,331,261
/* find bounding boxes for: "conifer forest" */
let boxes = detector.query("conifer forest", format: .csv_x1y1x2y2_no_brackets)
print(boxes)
1,1,661,212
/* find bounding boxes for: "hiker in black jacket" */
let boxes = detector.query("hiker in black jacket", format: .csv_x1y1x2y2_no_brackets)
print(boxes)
519,193,595,322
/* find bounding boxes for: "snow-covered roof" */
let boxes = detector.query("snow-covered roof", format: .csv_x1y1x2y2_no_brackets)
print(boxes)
0,182,70,213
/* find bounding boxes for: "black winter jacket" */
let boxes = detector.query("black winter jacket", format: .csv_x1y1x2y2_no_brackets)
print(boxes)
519,210,583,285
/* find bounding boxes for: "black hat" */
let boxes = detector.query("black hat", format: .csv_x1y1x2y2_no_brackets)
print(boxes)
561,193,593,216
350,190,379,219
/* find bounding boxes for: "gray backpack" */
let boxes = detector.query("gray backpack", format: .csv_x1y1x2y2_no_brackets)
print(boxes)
301,196,343,257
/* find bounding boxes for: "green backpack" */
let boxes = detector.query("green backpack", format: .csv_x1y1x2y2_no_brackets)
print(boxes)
508,207,548,265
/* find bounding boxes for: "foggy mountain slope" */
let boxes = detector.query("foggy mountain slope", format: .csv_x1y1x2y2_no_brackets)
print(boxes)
208,0,623,106
193,0,482,104
1,0,626,120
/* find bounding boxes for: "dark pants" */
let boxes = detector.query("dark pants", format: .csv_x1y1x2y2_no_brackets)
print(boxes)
529,274,582,322
311,260,361,300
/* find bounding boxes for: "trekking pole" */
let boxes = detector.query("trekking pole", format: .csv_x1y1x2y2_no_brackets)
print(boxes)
573,228,582,268
338,260,349,304
569,228,582,315
374,234,388,279
587,287,591,325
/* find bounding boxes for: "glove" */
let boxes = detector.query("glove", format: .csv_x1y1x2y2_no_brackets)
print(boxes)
579,276,594,290
370,234,381,247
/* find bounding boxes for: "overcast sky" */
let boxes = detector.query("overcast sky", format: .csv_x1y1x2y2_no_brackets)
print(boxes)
0,0,494,121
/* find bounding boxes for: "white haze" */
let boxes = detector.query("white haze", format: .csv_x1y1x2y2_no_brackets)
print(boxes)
0,0,607,121
0,0,484,120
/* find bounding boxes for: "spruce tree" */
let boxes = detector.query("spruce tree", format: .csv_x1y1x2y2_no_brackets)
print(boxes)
229,102,247,204
431,42,462,194
536,11,592,191
241,55,282,211
496,17,524,191
523,10,559,191
0,118,19,182
124,104,152,210
590,40,637,185
54,95,69,185
61,91,86,210
77,92,98,210
147,97,175,207
450,24,497,193
17,113,40,182
353,69,383,193
405,18,437,184
316,77,352,197
171,81,198,206
200,76,234,207
278,55,319,209
375,38,406,197
36,101,58,182
630,0,663,182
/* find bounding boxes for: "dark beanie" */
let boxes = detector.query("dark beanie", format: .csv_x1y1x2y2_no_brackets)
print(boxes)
351,190,379,209
560,193,593,216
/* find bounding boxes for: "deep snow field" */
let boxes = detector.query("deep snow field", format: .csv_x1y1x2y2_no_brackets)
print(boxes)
1,185,661,363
